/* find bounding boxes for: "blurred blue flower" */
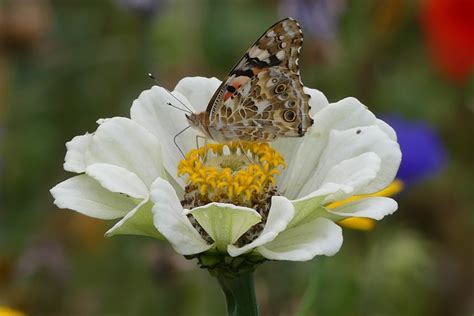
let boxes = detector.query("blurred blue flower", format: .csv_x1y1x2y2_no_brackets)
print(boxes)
280,0,345,41
118,0,165,18
384,116,447,185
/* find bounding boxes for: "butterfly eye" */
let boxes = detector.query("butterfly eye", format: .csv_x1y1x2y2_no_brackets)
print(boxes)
271,78,278,84
283,110,296,122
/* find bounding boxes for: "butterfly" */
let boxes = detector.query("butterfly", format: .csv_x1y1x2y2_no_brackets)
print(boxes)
186,17,313,143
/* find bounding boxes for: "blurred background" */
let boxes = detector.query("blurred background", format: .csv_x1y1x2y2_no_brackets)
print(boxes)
0,0,473,315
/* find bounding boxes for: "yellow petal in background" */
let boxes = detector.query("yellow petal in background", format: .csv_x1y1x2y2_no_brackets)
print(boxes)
331,180,403,231
337,217,377,231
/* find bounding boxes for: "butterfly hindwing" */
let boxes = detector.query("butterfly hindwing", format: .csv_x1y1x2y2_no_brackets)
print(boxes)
211,67,311,141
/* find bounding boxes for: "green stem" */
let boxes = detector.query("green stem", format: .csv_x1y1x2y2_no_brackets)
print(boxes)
295,259,325,316
217,272,259,316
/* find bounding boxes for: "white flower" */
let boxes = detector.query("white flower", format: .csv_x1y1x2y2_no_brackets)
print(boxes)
51,76,401,263
50,117,165,238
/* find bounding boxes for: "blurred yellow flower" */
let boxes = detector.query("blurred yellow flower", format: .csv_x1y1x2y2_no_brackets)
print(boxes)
333,180,403,231
0,306,25,316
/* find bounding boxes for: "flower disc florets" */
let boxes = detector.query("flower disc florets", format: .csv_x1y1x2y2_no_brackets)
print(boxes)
178,142,286,245
178,142,285,205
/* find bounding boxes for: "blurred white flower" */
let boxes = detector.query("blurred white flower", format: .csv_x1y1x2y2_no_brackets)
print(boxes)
51,77,401,267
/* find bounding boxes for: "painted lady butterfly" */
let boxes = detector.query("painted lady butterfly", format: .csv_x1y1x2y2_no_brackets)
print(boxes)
186,17,313,142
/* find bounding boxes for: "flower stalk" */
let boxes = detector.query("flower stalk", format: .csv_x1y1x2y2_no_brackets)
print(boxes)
217,272,259,316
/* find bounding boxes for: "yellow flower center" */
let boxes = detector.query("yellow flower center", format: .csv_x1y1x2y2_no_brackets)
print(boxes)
178,142,286,204
178,142,286,246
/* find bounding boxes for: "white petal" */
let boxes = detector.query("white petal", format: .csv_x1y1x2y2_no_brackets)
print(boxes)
375,118,397,141
305,87,330,116
63,134,93,173
85,117,163,188
299,126,400,198
273,87,329,188
189,203,261,252
285,182,363,228
322,152,381,187
289,186,338,226
328,197,398,220
50,175,136,219
96,118,111,125
228,196,294,257
257,218,343,261
163,170,185,199
321,98,396,139
273,156,385,236
130,86,198,187
280,97,400,199
173,77,221,112
302,152,382,203
105,200,163,239
85,163,149,199
150,178,211,255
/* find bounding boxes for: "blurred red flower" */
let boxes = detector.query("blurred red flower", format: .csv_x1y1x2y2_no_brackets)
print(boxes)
420,0,474,84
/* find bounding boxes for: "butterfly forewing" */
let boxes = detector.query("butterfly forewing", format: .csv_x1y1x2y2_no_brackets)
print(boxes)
191,18,313,143
207,18,304,114
230,18,303,77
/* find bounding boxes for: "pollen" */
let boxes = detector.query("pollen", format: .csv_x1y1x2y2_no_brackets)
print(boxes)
178,142,285,206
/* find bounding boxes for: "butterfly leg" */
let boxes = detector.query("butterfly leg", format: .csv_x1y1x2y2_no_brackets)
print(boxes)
237,140,252,163
174,125,191,158
195,135,207,149
195,135,210,162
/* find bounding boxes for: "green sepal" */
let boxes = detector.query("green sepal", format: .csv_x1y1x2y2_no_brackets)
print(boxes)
186,251,266,279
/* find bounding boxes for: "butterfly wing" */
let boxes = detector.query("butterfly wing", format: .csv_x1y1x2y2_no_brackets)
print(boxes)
206,18,312,142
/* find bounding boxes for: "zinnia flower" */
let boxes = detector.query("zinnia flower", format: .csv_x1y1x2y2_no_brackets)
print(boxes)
50,77,401,273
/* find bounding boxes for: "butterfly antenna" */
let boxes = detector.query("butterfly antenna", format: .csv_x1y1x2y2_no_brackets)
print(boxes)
147,73,193,114
166,102,191,113
173,125,191,158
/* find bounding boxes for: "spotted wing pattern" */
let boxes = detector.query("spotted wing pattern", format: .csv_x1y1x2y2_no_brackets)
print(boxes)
205,18,313,142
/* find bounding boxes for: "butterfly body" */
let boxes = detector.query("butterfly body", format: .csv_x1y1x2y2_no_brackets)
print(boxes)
186,18,313,143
